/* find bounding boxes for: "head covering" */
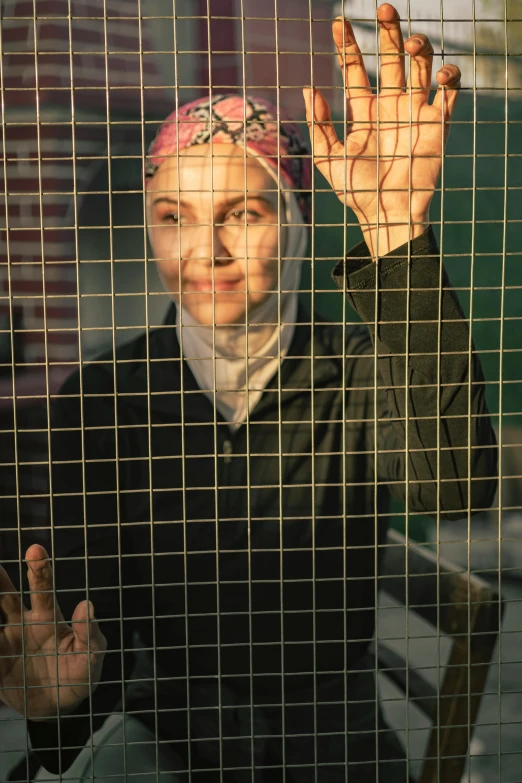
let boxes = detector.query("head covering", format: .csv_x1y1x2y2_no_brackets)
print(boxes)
145,94,311,431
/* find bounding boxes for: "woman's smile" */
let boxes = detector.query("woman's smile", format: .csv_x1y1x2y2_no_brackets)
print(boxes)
187,277,243,293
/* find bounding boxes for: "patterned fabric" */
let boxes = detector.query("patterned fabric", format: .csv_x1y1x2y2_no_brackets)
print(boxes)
145,94,312,222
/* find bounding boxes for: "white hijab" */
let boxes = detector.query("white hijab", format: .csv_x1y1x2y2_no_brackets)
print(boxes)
176,183,308,431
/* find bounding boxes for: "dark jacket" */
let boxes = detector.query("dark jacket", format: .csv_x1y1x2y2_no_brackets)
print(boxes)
28,227,497,772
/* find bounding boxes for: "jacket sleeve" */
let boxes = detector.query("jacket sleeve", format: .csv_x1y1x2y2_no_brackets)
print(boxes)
333,225,498,520
26,369,137,774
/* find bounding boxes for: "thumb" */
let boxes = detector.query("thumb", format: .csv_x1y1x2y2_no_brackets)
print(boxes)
71,600,105,650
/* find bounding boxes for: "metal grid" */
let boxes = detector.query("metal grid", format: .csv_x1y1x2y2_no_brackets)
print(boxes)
0,1,520,782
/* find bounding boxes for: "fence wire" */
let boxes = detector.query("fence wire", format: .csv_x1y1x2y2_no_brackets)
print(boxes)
0,1,521,782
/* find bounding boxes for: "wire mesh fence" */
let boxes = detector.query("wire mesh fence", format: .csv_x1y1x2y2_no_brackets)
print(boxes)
0,0,520,781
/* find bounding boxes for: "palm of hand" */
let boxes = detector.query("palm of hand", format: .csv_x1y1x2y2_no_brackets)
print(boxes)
336,96,446,220
1,609,90,718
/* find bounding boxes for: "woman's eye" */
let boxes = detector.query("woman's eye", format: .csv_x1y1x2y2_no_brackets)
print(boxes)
163,213,180,225
159,212,187,226
226,209,261,223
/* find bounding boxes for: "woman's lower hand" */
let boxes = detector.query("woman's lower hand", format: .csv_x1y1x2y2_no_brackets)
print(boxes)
0,544,106,720
303,2,461,258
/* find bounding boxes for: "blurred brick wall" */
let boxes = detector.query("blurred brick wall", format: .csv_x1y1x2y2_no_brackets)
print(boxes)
0,0,169,540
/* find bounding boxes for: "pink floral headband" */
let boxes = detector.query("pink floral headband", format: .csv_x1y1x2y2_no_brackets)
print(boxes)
145,94,312,223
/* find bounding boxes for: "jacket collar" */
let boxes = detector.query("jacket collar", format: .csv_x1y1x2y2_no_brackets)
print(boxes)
120,301,343,421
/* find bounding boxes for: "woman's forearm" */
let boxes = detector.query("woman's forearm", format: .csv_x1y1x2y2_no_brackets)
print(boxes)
334,226,498,518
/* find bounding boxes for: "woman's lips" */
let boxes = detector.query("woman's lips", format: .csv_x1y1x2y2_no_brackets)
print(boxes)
187,279,243,293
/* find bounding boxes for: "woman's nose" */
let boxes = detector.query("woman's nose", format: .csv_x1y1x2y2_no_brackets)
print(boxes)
194,222,233,266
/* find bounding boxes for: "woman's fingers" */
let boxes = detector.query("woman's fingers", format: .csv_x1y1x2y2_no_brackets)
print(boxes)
0,566,22,623
405,33,434,101
26,544,60,619
377,4,405,94
303,87,343,176
332,17,372,113
70,600,106,652
433,64,462,119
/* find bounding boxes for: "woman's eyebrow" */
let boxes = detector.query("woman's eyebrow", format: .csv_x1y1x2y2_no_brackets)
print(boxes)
224,193,275,208
152,196,189,208
152,193,275,208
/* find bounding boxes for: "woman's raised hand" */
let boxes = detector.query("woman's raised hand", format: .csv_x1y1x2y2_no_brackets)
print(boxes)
0,544,106,720
303,2,461,257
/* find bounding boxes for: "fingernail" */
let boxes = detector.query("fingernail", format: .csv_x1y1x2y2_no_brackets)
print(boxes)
410,37,423,46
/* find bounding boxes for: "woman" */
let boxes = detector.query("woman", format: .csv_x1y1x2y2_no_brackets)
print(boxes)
0,6,496,783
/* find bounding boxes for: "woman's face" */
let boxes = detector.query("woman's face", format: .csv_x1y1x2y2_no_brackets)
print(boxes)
147,144,286,325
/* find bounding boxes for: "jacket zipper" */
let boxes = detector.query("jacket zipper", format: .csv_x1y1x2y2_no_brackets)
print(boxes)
223,438,233,465
220,435,233,522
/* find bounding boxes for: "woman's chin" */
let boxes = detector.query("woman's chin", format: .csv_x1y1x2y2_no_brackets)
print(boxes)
178,290,271,326
182,300,248,327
